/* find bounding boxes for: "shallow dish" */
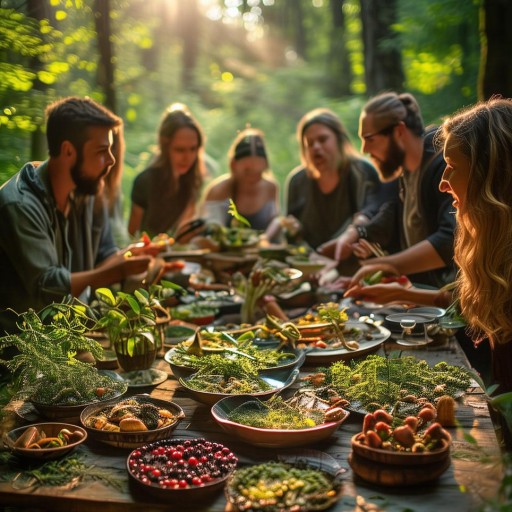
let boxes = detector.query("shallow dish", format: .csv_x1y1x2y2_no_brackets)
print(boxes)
285,256,329,276
4,422,87,460
303,320,391,365
350,435,451,486
211,395,349,448
31,387,126,424
225,451,343,512
118,368,168,388
179,367,300,406
80,394,184,448
164,346,305,380
127,438,237,502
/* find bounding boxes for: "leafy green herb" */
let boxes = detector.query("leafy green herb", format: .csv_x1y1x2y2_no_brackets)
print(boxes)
0,303,127,407
307,354,472,414
228,198,251,228
0,452,124,490
228,395,324,429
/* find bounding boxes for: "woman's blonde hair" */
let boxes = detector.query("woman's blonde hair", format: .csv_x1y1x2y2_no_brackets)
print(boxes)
439,97,512,344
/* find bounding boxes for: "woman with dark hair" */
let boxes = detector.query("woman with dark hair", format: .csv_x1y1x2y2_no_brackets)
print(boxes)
128,103,205,238
201,128,279,230
284,108,384,254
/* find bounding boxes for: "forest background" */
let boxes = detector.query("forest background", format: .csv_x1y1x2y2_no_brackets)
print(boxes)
1,0,511,220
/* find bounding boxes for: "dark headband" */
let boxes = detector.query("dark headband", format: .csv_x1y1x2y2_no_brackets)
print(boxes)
234,135,267,161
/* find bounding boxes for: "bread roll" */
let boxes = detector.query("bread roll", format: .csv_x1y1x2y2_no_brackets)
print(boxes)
119,417,148,432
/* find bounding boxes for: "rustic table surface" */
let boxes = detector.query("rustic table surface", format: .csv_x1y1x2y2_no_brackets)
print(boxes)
0,335,504,512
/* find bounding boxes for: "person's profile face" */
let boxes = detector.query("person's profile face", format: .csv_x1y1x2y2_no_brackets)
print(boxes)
303,123,341,174
359,113,403,181
439,133,470,210
168,127,199,177
71,126,115,195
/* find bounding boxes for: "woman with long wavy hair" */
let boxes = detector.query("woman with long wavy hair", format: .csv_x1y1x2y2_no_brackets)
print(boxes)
438,97,512,393
128,104,205,238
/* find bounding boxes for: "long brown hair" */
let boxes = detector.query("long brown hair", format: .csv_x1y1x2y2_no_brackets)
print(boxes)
145,104,205,232
439,98,512,344
296,108,358,179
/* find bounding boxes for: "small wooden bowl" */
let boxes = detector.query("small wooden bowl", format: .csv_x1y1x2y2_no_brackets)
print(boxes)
349,434,451,486
4,422,87,460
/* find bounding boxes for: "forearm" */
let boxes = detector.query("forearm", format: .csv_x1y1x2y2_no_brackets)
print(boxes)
381,240,445,275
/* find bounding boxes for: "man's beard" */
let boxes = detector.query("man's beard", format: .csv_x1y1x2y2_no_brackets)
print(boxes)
376,137,405,181
71,151,109,195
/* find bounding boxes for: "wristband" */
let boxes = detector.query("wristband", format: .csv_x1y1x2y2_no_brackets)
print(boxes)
355,225,367,239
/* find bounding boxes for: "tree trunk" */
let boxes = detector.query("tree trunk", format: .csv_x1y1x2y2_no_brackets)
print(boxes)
283,0,306,59
94,0,117,113
360,0,404,96
479,0,512,100
26,0,49,161
327,0,352,97
178,0,199,90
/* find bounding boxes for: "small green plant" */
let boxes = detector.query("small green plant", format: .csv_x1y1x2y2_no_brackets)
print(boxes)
0,301,126,408
92,281,182,357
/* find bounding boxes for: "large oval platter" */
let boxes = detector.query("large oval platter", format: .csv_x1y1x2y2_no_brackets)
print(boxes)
303,320,391,364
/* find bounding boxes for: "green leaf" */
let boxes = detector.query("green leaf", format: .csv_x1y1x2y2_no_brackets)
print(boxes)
125,295,140,314
95,288,116,306
227,199,251,228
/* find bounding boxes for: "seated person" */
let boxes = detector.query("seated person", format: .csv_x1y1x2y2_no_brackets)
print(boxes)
128,103,205,238
333,92,456,289
0,97,154,333
201,128,279,230
282,108,384,273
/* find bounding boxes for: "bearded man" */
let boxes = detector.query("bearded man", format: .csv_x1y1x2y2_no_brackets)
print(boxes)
0,97,152,332
331,92,456,288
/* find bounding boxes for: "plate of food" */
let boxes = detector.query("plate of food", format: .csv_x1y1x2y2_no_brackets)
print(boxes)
225,452,344,512
179,366,300,406
301,320,391,364
211,394,349,448
118,368,168,388
4,422,88,460
80,394,184,448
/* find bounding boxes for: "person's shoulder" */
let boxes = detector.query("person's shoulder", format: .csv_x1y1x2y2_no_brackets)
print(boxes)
204,174,232,200
350,157,378,176
286,166,307,185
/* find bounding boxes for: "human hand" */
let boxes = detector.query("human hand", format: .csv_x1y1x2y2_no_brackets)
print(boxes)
124,242,166,258
343,282,410,305
348,260,401,288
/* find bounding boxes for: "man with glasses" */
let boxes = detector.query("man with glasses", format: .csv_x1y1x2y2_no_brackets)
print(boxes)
331,91,456,289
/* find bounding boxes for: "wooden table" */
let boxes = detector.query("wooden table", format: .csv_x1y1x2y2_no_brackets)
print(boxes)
0,337,503,512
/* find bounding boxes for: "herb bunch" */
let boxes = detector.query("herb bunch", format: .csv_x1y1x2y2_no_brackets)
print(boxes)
308,354,472,414
0,303,127,406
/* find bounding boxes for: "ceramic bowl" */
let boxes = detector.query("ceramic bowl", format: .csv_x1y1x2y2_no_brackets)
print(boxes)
126,438,237,502
349,434,451,486
211,395,349,448
179,367,300,406
164,346,305,380
225,451,343,512
80,394,184,448
4,422,87,460
31,387,127,424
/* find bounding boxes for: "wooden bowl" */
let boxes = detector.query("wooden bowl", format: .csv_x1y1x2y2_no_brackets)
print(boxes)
4,422,87,460
349,434,451,486
80,395,184,449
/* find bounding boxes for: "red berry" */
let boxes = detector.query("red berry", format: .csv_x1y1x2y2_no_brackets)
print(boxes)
188,456,199,466
191,476,202,486
178,479,188,488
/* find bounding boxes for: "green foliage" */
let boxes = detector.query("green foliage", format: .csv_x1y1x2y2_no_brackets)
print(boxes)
0,302,126,407
92,282,180,355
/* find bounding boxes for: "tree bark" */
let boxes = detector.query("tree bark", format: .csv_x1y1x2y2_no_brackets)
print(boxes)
26,0,49,161
479,0,512,99
94,0,117,113
360,0,404,96
327,0,352,97
178,0,200,90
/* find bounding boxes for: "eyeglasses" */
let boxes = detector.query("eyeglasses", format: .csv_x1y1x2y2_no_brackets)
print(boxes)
361,123,399,141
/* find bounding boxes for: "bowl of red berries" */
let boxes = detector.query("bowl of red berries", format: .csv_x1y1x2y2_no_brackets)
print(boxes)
126,437,238,501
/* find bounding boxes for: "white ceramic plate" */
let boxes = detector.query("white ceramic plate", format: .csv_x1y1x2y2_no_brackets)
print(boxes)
118,368,168,388
304,320,391,364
